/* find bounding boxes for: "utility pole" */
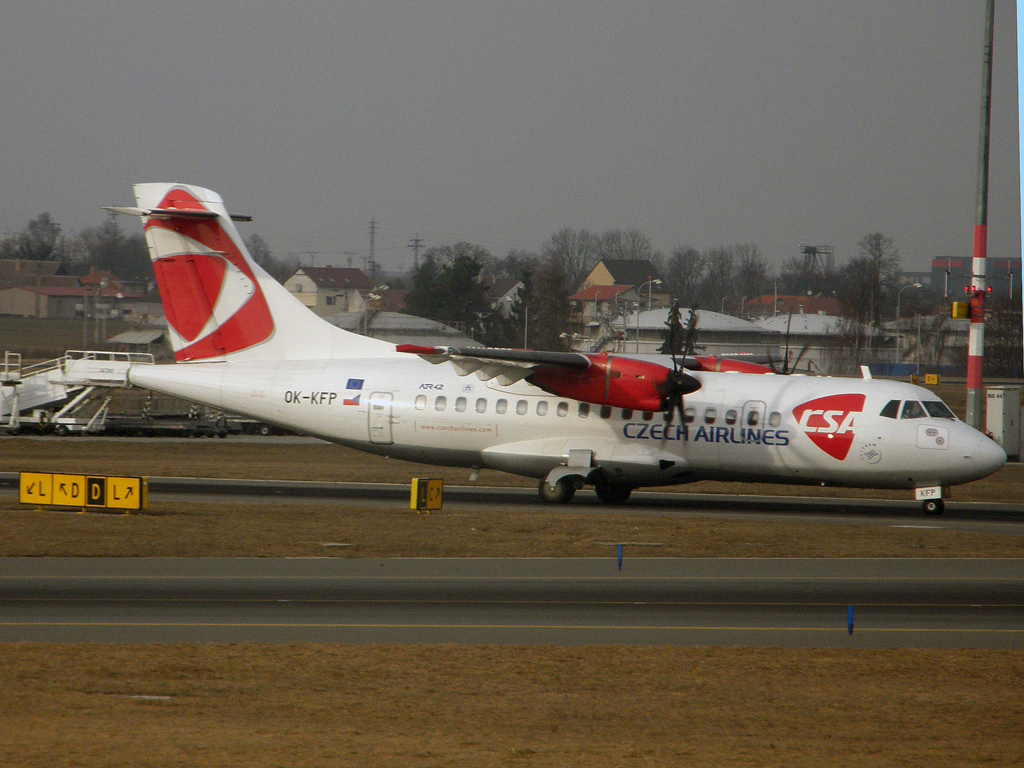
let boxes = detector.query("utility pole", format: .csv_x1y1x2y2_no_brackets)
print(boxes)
408,234,424,270
965,0,995,430
368,219,377,283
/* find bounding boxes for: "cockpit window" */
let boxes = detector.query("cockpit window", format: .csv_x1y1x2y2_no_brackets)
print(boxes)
900,400,927,419
880,400,900,419
923,400,956,420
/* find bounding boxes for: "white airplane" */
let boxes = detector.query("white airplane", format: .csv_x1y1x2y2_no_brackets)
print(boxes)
106,183,1006,515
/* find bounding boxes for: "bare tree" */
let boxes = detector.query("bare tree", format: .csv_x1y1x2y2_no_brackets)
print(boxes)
839,233,900,325
696,246,736,312
734,244,772,310
542,228,599,291
665,246,704,306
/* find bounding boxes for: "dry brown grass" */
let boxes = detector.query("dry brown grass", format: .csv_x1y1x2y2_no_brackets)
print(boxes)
2,499,1023,559
0,644,1020,767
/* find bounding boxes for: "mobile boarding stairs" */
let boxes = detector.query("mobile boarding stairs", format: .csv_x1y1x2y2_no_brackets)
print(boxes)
0,350,155,434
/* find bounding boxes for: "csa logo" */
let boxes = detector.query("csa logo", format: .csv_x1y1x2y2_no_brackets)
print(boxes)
792,394,866,461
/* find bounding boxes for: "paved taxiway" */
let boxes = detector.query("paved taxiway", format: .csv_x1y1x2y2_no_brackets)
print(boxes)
1,557,1021,648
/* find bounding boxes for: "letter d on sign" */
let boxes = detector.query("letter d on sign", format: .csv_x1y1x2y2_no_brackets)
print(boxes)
86,476,106,507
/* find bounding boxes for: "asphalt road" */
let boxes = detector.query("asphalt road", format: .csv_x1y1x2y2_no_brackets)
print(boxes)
1,557,1021,648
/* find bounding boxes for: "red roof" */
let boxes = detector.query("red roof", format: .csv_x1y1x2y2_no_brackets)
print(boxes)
569,285,635,302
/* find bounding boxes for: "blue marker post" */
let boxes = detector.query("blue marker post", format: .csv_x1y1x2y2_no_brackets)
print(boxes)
617,544,623,571
847,606,854,635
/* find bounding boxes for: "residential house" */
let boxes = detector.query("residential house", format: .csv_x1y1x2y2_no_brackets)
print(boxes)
283,267,375,317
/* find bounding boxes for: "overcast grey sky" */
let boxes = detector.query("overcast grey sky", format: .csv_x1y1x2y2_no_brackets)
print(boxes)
1,2,1018,274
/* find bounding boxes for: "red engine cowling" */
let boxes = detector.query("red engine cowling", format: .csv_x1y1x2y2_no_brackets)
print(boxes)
691,356,774,374
530,354,680,412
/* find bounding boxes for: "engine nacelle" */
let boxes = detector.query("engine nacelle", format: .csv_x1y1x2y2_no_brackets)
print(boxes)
530,354,698,412
692,355,774,374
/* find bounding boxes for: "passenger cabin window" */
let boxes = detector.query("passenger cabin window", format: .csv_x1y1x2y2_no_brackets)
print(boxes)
455,397,467,413
578,402,590,418
725,409,738,426
434,396,447,411
704,408,717,424
768,411,781,427
516,400,528,415
683,407,696,424
642,411,654,421
621,409,633,420
475,398,487,413
557,402,569,417
496,399,508,414
415,395,427,410
746,410,760,427
600,405,612,419
901,400,927,419
923,401,956,420
536,401,549,416
880,400,900,419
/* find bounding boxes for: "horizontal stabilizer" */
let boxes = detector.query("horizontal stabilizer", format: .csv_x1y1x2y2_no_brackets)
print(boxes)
102,206,251,222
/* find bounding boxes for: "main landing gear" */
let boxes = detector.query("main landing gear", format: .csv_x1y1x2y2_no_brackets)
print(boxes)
537,475,634,505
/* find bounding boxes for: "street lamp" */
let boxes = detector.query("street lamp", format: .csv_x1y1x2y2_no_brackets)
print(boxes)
637,279,662,353
896,282,922,364
642,278,662,312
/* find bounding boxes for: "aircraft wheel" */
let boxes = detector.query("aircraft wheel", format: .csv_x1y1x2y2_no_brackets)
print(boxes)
923,499,944,516
55,424,69,437
539,477,575,504
594,480,632,504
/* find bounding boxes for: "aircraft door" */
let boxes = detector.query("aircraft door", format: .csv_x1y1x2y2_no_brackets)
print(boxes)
742,400,766,437
368,391,394,445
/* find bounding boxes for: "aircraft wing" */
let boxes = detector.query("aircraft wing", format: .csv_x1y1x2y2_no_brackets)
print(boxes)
396,344,589,385
396,344,701,413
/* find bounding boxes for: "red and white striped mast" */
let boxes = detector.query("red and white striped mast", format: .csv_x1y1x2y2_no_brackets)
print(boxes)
965,0,996,430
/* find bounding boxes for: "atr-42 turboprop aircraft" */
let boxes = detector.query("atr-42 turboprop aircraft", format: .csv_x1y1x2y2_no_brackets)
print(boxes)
106,184,1006,515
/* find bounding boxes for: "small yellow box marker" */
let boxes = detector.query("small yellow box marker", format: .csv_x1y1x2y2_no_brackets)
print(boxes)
411,478,443,513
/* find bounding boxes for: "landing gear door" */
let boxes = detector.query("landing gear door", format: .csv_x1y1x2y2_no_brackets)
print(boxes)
368,391,394,445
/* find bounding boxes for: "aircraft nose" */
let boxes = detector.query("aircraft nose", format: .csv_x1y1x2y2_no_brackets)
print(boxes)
963,430,1007,479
